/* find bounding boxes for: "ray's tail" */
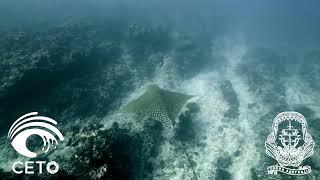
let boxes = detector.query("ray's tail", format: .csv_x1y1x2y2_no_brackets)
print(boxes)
173,124,198,180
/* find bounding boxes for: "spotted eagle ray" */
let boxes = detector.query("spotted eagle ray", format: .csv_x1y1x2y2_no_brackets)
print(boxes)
121,84,198,179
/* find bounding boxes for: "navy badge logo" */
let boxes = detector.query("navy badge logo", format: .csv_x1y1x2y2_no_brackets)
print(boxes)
265,111,315,175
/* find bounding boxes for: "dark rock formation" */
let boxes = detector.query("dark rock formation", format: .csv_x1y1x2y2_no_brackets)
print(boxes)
237,47,289,107
0,22,171,134
176,102,200,142
300,49,320,90
219,80,240,120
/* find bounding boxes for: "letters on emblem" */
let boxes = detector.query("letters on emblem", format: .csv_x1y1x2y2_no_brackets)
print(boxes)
265,111,315,176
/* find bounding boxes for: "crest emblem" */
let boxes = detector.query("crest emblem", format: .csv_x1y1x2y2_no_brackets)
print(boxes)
265,111,315,175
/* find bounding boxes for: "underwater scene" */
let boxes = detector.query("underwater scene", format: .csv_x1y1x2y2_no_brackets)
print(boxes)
0,0,320,179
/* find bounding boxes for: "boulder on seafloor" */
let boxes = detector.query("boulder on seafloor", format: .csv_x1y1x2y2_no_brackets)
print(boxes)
219,80,240,120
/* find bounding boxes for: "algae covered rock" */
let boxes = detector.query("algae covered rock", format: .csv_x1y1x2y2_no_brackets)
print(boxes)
0,22,128,133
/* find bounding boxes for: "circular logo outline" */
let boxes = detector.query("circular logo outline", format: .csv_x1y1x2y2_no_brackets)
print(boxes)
8,112,64,158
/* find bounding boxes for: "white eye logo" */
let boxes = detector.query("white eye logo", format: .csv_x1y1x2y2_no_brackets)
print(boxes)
8,112,64,158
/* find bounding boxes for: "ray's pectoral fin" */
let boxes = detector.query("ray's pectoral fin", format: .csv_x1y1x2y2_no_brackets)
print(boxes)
120,84,195,129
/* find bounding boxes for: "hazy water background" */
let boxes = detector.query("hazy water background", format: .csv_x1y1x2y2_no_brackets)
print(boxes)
1,0,320,46
0,1,320,179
